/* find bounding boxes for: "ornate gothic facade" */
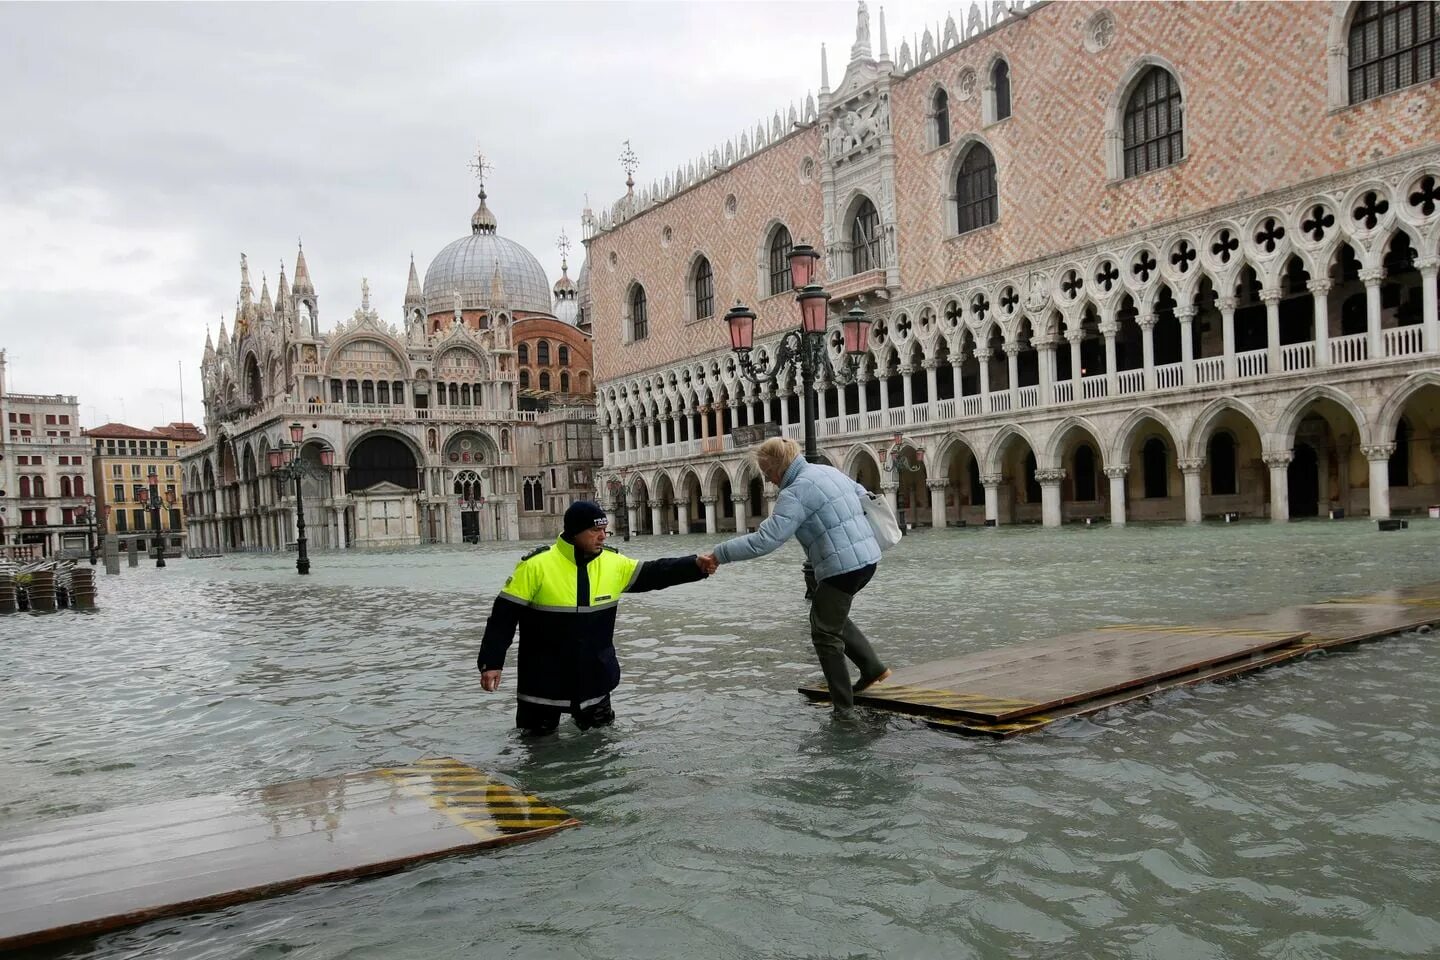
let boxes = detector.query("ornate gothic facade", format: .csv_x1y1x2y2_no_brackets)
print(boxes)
584,1,1440,533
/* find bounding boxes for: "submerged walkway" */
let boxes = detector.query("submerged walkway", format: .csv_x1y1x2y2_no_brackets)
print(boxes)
801,582,1440,737
0,757,577,951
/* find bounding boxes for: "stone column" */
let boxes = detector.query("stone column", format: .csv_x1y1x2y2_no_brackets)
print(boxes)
835,380,848,419
815,383,828,428
732,495,750,531
702,496,718,534
1179,457,1205,524
1361,268,1384,358
764,491,778,517
951,361,963,401
676,499,690,534
1419,258,1438,354
1101,321,1119,395
1004,343,1021,408
650,503,664,536
1068,330,1083,385
1263,451,1293,522
1035,338,1055,404
857,372,870,416
1036,468,1066,527
1262,290,1282,372
1138,313,1156,391
923,359,939,408
1309,278,1332,367
1219,296,1237,380
927,479,948,527
899,364,914,415
1177,307,1196,384
981,472,1003,525
878,370,890,415
779,391,791,430
1105,465,1129,527
881,483,899,522
627,505,639,535
1363,443,1396,519
976,349,992,406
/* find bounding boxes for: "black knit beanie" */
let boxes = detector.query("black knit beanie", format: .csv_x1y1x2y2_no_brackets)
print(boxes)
563,500,609,539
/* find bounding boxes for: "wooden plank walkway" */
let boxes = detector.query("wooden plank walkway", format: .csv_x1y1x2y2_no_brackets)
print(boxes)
0,757,577,951
800,582,1440,737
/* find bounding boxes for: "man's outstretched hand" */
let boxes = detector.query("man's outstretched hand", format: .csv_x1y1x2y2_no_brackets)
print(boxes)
697,553,719,575
480,669,502,692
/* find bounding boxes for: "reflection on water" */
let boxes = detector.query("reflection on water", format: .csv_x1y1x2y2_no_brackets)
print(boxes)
3,521,1439,958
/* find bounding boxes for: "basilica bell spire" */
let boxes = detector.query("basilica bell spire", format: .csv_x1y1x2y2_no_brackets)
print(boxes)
292,241,315,297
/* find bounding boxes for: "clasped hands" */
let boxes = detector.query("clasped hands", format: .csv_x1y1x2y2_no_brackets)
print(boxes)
696,553,719,575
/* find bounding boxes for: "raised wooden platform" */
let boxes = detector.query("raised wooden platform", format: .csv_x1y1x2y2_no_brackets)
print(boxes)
0,757,577,951
800,582,1440,738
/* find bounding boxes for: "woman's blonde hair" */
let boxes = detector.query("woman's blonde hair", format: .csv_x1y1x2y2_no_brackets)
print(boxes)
754,436,801,478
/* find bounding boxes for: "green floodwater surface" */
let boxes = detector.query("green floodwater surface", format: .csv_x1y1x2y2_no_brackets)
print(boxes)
3,520,1439,960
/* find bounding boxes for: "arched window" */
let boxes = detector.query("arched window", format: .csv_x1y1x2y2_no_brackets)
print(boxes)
561,371,571,392
500,429,510,452
540,371,551,391
990,60,1011,121
537,340,550,365
377,381,390,405
768,225,793,296
1348,2,1439,104
460,383,471,406
693,257,714,320
1208,432,1238,496
932,88,950,146
955,144,998,234
850,199,882,274
558,344,570,367
18,476,30,497
1123,66,1184,177
517,343,529,365
362,380,375,404
33,476,45,497
346,379,360,404
630,285,648,341
60,476,72,497
519,369,531,389
393,381,404,405
74,476,85,497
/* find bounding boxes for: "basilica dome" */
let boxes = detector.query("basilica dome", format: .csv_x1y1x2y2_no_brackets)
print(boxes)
422,187,553,316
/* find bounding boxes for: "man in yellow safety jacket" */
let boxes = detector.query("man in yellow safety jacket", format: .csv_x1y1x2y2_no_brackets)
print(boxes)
478,500,716,733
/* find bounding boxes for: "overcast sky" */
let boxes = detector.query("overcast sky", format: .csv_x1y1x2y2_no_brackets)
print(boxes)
1,0,962,430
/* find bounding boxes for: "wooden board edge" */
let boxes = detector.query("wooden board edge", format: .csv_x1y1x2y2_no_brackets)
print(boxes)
0,818,579,952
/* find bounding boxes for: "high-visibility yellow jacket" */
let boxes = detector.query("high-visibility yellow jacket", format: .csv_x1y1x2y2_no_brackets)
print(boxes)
478,537,703,709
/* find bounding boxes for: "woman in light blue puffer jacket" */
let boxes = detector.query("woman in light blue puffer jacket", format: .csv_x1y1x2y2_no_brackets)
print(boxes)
708,437,890,710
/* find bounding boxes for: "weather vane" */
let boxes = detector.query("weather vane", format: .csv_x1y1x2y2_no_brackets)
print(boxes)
619,140,638,188
556,228,571,263
467,149,493,190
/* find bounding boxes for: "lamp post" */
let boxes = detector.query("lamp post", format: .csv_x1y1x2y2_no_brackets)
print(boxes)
724,245,872,463
267,422,334,576
604,468,631,541
76,494,98,565
725,245,872,596
457,490,487,544
142,469,166,568
881,435,923,473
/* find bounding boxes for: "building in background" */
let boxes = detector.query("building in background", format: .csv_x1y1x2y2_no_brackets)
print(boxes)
180,172,599,550
0,350,92,558
87,421,205,557
584,1,1439,531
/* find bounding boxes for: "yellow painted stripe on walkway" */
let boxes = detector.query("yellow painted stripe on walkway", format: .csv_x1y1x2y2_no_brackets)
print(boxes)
379,759,575,840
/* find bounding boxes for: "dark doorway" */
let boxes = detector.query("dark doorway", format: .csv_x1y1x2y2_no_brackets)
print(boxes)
1023,452,1040,504
1208,433,1238,495
1074,445,1097,501
347,435,419,492
1288,443,1320,517
461,511,480,544
1143,438,1169,498
968,456,985,505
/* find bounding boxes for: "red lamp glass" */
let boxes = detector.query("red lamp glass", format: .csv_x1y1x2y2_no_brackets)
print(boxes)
725,302,757,352
268,449,283,470
147,468,158,483
137,488,148,504
842,306,870,356
787,244,820,289
319,448,335,467
796,285,831,334
289,422,304,444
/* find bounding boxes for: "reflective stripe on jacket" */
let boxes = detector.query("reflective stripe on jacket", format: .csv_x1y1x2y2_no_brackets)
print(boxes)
478,537,703,708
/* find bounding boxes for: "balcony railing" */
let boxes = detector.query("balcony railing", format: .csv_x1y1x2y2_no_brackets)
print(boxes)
598,328,1438,469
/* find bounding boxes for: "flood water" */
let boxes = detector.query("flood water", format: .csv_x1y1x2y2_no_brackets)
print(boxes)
4,520,1439,959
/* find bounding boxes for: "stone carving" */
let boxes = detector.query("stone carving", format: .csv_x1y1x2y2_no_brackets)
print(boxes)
921,27,935,61
943,14,959,49
967,2,984,38
1085,10,1116,53
853,1,872,60
898,39,913,71
825,97,888,158
1023,271,1049,313
957,67,977,101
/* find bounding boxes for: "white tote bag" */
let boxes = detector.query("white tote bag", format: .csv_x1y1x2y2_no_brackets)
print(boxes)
862,491,903,551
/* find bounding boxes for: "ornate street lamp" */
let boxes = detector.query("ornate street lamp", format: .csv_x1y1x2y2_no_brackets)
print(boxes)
76,494,98,565
142,468,166,568
881,434,923,473
267,422,334,576
726,247,872,596
603,468,631,541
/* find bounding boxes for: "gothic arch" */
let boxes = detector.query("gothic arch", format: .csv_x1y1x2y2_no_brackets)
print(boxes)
840,442,881,480
944,135,1001,236
1375,371,1440,442
1042,415,1105,468
983,423,1036,475
930,431,981,481
1184,397,1265,460
1108,406,1182,467
1103,55,1189,181
1272,384,1371,450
